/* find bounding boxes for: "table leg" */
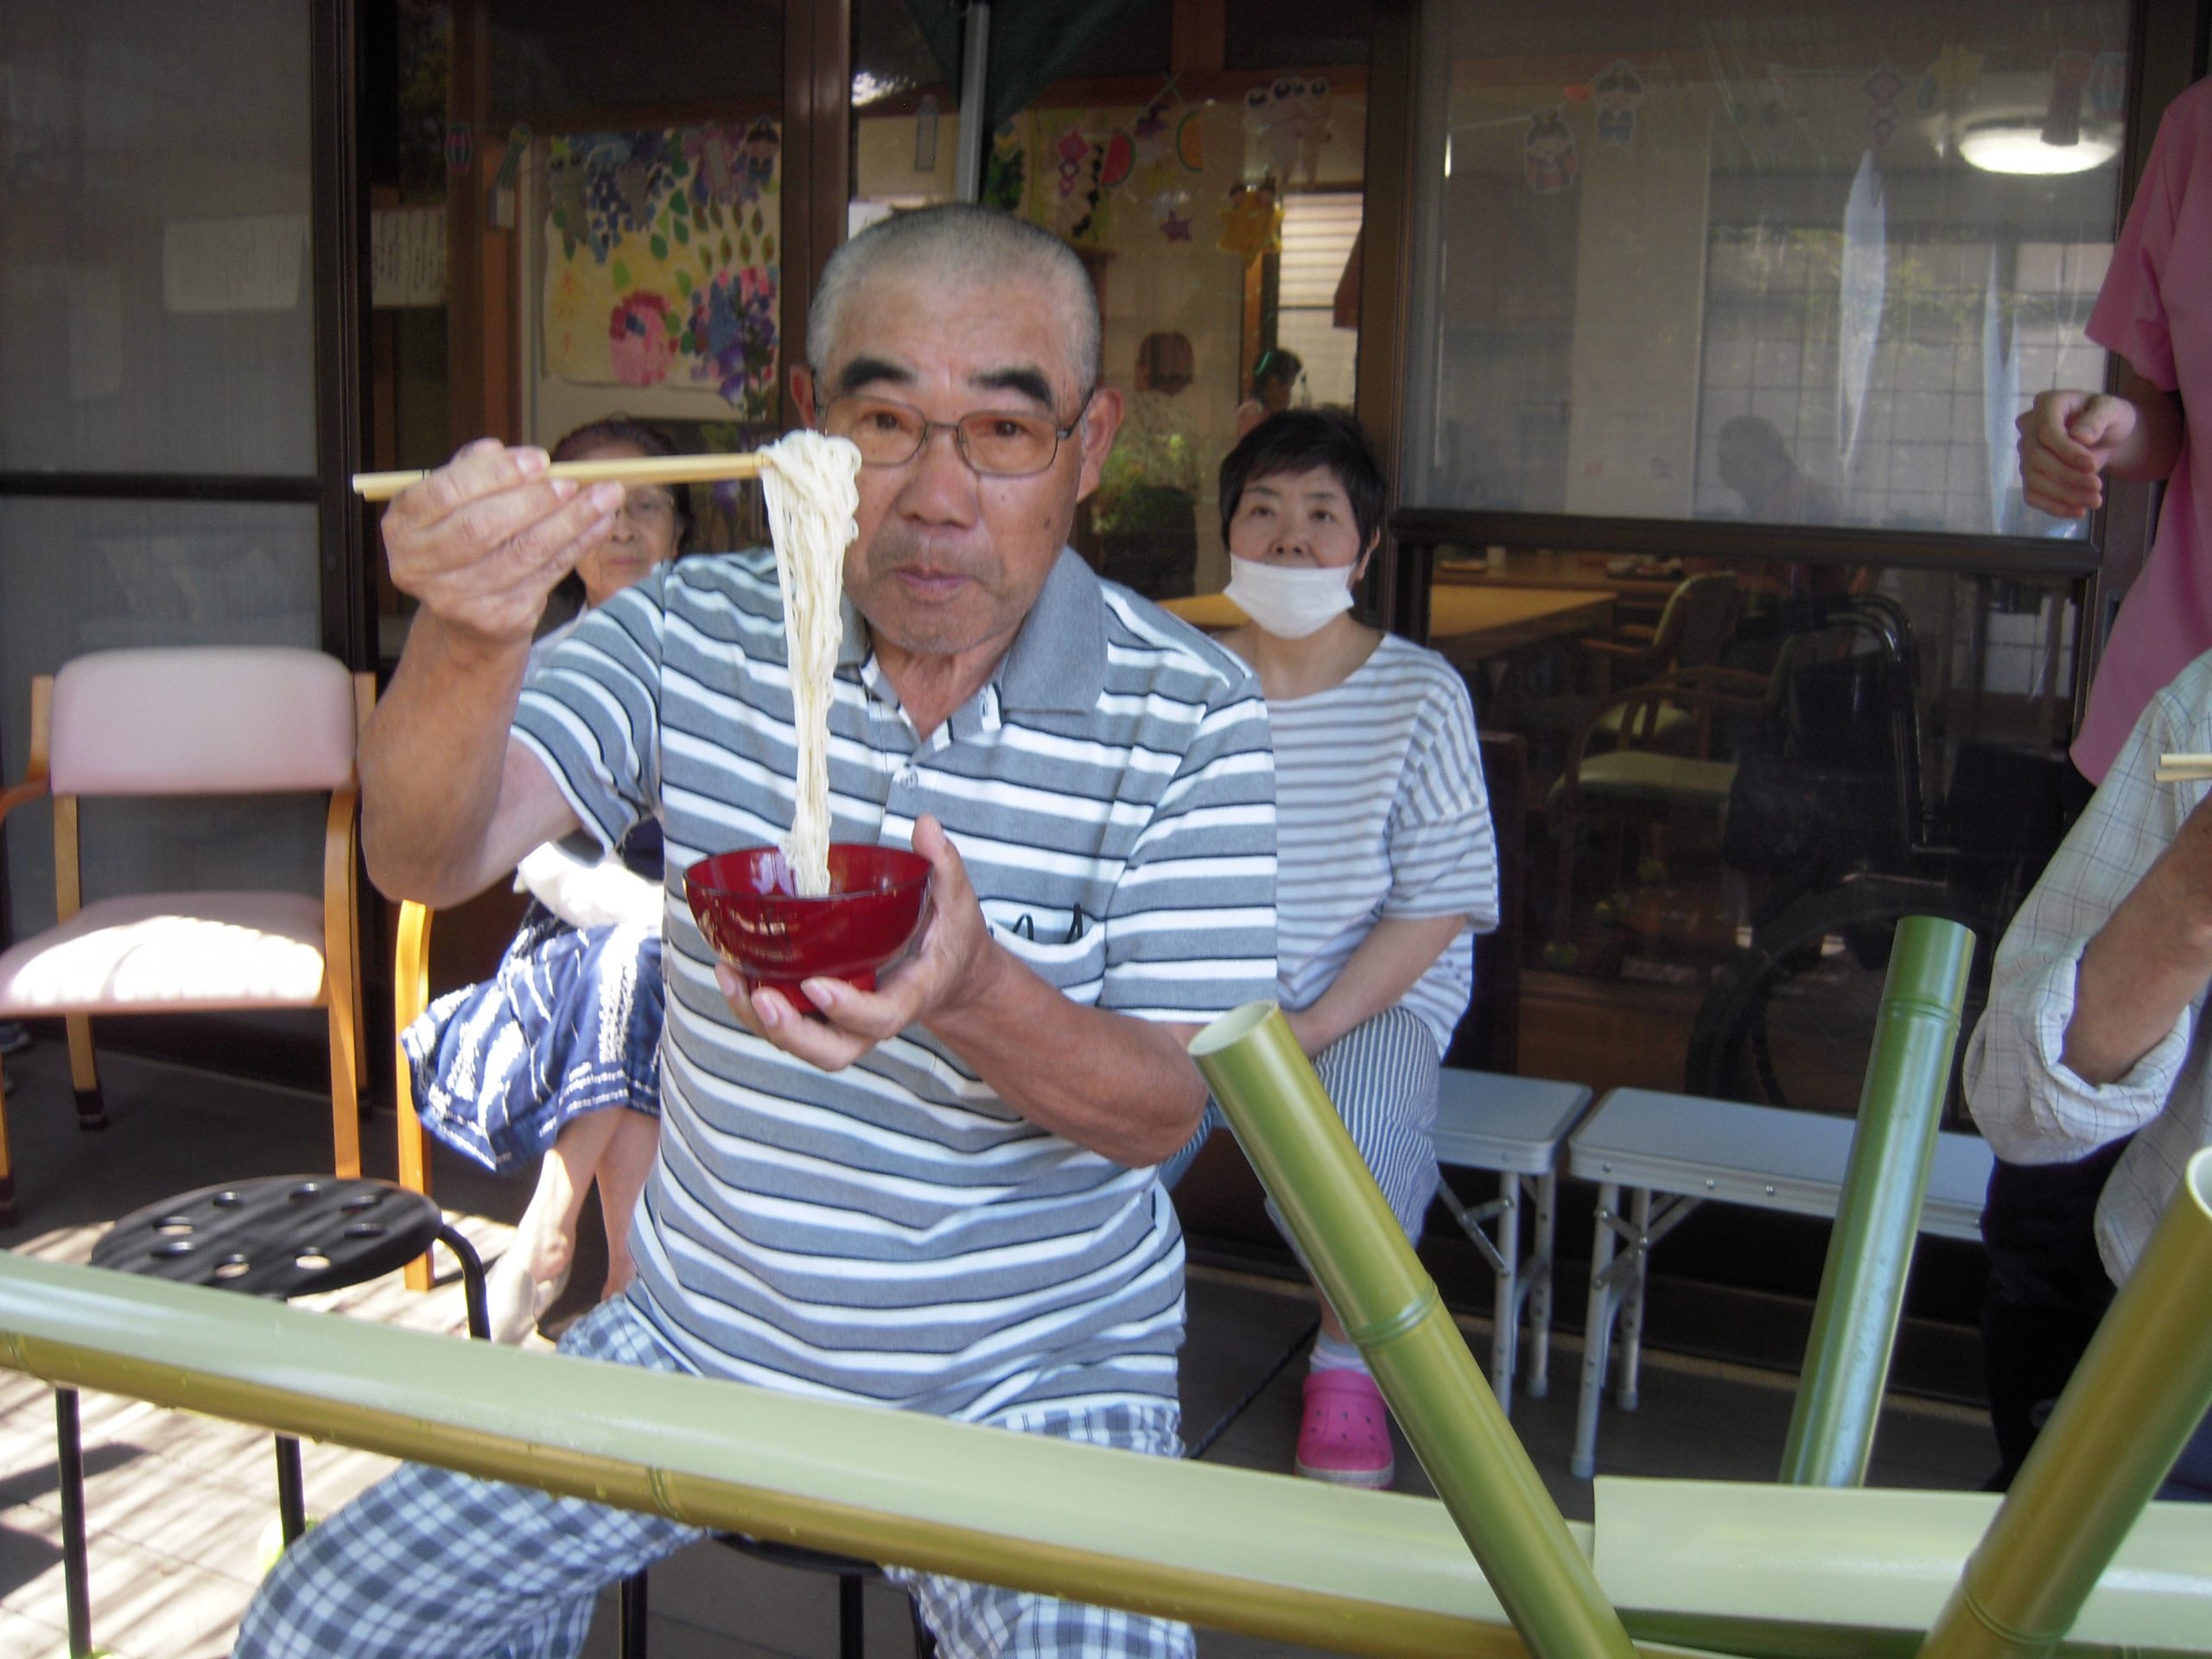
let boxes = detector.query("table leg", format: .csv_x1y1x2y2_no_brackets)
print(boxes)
1491,1171,1522,1418
56,1388,93,1658
1617,1186,1653,1411
1572,1181,1624,1479
1529,1171,1559,1400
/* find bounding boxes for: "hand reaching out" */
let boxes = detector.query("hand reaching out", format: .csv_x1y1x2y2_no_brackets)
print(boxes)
380,439,627,652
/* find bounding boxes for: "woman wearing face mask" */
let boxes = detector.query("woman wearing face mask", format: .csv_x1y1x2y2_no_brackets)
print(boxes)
1168,409,1499,1488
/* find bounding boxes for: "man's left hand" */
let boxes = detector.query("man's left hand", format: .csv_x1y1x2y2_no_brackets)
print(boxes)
714,814,1003,1071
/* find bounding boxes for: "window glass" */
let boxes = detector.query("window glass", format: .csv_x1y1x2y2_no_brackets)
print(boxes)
0,0,315,476
1402,3,2131,537
0,498,322,933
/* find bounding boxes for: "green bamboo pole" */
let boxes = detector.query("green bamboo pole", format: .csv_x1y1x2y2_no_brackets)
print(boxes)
1189,1001,1642,1659
1918,1147,2212,1659
1780,915,1974,1487
0,1255,2206,1655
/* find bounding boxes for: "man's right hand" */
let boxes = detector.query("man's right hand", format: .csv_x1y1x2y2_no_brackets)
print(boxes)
381,439,626,652
2017,390,2139,518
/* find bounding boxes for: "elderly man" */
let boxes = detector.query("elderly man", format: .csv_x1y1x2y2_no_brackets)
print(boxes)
1965,649,2212,1501
237,205,1277,1658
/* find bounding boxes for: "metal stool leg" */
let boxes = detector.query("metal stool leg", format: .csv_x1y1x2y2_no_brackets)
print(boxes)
838,1567,865,1659
435,1221,490,1341
274,1435,308,1545
1528,1170,1559,1399
56,1388,93,1658
619,1569,649,1656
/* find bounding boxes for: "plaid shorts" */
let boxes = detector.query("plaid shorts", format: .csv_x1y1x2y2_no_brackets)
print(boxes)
234,1295,1194,1659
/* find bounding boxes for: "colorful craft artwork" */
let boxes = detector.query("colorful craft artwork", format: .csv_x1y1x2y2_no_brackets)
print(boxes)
1217,178,1282,257
1916,45,1984,114
1592,60,1643,146
1523,110,1579,194
1862,64,1906,147
1243,77,1332,188
542,121,781,416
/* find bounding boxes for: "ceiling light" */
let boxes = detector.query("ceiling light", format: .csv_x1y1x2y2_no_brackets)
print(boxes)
1957,120,2119,176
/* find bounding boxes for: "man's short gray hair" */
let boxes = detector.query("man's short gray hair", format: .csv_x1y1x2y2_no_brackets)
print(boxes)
807,204,1102,395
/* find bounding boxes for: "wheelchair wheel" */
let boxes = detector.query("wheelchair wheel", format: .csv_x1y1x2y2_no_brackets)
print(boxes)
1686,882,1997,1128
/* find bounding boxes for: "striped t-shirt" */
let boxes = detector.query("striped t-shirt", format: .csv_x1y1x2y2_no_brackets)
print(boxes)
513,547,1278,1420
1270,632,1498,1055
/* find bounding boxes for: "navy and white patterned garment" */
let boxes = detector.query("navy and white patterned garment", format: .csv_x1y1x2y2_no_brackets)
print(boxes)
512,547,1279,1421
404,908,664,1173
235,1294,1195,1659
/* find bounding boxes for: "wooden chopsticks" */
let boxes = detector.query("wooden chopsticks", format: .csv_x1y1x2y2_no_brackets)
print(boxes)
2156,753,2212,784
352,451,766,502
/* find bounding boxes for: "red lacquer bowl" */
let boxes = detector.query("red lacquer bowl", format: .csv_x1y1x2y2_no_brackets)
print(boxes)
684,843,932,1014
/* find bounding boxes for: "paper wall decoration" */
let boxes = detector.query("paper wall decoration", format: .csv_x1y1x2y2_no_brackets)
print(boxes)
541,121,781,416
1593,60,1643,146
1861,65,1905,147
1524,110,1579,194
1243,76,1332,188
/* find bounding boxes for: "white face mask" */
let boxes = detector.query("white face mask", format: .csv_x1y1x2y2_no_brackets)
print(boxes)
1224,555,1356,639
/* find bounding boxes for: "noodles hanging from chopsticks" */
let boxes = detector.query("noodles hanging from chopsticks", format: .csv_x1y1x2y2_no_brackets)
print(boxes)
759,432,863,896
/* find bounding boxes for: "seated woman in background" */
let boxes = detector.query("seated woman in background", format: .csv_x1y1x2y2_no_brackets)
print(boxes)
404,416,684,1343
1166,408,1499,1488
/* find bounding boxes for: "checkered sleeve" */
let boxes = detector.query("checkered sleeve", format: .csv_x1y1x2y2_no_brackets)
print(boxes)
1964,654,2212,1162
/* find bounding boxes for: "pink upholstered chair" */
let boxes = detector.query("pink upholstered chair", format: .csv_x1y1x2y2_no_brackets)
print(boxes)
0,647,376,1225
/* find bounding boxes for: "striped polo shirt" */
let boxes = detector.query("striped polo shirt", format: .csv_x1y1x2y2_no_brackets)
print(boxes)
1271,632,1497,1054
514,547,1277,1420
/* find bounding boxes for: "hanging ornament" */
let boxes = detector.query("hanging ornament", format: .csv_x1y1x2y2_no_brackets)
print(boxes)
1293,76,1333,186
1917,44,1983,116
1244,78,1312,182
1862,64,1905,148
1523,109,1578,194
1592,60,1643,146
1100,130,1136,190
444,119,475,176
1175,107,1206,172
1217,178,1281,257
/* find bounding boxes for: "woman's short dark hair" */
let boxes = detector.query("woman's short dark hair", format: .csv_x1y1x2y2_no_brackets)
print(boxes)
1249,347,1303,397
1217,407,1386,552
549,416,694,607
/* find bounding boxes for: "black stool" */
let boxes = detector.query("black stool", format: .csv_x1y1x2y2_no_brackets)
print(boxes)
616,1536,935,1659
54,1175,488,1658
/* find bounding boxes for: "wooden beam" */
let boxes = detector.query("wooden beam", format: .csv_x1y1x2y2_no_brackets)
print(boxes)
1172,0,1226,76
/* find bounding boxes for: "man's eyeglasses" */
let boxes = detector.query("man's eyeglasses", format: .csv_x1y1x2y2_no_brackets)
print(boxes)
821,392,1092,478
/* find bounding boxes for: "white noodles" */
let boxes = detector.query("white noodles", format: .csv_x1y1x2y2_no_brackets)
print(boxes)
758,430,862,897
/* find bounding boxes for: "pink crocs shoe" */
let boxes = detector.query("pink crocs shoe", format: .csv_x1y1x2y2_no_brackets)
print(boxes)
1295,1368,1395,1488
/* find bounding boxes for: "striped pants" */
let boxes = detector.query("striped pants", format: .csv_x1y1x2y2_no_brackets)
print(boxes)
1161,1004,1442,1243
234,1295,1193,1659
